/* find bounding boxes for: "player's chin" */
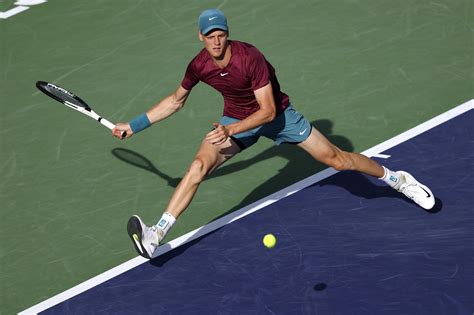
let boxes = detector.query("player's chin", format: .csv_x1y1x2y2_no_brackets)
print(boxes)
211,48,223,57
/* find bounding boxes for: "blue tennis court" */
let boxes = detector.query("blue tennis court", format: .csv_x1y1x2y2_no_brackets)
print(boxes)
25,104,473,314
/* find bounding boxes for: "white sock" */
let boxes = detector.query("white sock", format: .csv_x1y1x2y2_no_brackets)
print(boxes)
379,166,402,189
155,212,176,238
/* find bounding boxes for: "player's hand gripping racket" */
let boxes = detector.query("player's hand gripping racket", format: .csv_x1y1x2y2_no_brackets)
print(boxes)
36,81,126,138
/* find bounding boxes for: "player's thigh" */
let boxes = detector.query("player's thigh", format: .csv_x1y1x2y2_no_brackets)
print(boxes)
296,127,340,164
194,137,241,174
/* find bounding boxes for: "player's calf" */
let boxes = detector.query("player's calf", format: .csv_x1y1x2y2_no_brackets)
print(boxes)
331,151,356,171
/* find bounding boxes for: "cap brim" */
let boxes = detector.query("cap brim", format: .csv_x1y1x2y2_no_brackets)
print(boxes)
201,25,228,35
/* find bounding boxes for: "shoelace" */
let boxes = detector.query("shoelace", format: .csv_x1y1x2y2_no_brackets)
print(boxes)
149,226,166,247
147,226,160,247
399,182,418,199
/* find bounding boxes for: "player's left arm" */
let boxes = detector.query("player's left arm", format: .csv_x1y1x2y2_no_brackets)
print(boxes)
205,83,276,145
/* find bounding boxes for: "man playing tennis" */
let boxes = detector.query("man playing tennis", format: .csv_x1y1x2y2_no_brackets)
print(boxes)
113,9,435,259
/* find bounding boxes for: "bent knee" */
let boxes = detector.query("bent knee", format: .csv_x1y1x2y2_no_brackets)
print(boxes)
187,158,209,183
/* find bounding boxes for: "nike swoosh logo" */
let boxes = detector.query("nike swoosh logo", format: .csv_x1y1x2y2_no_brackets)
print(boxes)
420,187,431,198
132,234,144,254
220,72,229,77
209,16,218,20
299,128,307,135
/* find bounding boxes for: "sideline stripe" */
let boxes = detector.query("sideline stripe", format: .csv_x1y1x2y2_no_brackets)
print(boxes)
0,6,29,19
19,99,473,314
372,153,391,159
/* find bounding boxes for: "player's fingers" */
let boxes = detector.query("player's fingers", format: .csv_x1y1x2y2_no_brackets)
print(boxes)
211,132,228,144
206,123,229,144
207,123,220,134
112,128,122,138
113,126,131,140
206,135,221,144
205,128,222,140
206,131,223,143
215,137,228,145
205,129,216,138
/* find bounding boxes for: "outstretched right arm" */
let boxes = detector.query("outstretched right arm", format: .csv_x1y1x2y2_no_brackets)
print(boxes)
113,85,190,139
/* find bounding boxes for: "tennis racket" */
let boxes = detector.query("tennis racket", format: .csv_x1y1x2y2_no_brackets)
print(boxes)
36,81,125,137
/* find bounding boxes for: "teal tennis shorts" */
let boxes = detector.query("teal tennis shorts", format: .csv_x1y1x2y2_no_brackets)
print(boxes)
219,104,312,150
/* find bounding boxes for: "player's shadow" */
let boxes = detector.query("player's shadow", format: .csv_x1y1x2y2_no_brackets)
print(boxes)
210,118,443,218
210,119,352,181
148,228,222,267
112,119,441,219
209,119,352,218
112,119,441,266
316,172,443,213
111,119,350,190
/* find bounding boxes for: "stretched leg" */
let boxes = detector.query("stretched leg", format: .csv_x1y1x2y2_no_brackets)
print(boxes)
297,127,385,177
127,138,241,258
164,138,241,219
297,127,435,210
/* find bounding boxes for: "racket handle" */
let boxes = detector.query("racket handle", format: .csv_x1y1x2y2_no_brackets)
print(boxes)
99,117,127,139
99,117,115,130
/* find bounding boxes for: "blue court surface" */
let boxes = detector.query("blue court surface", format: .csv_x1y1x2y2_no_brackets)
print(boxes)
30,105,473,314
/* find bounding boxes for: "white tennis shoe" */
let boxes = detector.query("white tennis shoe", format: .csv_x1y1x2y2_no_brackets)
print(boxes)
127,215,163,259
395,171,435,210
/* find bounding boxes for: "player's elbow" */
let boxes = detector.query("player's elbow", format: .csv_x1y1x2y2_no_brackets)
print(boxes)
174,102,185,111
169,96,185,112
264,107,277,122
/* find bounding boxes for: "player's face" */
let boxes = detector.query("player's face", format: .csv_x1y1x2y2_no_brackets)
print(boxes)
199,30,229,59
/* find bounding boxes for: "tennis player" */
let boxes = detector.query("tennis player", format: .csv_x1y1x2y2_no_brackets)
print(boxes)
113,9,435,259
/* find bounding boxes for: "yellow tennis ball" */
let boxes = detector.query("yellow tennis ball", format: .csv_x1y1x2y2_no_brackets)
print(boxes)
263,234,277,248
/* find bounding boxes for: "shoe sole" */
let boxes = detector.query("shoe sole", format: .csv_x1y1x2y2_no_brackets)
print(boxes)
127,215,151,259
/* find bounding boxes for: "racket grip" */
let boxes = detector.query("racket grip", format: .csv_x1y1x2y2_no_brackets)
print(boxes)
99,117,115,130
99,117,127,139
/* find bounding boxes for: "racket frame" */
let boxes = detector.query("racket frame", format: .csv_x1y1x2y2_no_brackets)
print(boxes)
36,81,124,135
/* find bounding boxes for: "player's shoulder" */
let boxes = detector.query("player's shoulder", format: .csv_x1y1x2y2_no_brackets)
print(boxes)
232,40,266,64
187,48,210,73
232,40,262,54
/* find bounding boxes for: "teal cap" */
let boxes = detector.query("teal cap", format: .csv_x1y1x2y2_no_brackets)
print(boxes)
199,9,228,35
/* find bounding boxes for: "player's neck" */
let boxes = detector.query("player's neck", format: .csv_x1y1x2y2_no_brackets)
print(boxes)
212,42,232,69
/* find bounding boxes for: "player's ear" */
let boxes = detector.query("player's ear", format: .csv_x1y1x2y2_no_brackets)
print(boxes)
198,32,204,42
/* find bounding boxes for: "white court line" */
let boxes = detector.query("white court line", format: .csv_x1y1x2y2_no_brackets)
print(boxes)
0,6,29,19
372,153,391,159
19,99,473,314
